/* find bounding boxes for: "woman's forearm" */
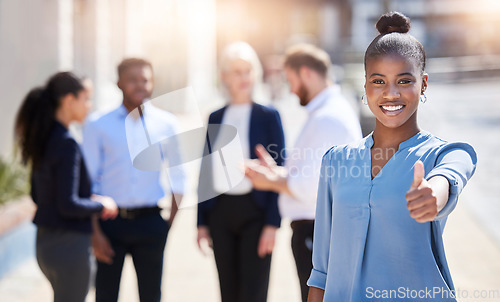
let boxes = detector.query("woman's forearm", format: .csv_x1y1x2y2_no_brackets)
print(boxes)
91,214,102,233
428,175,450,212
307,286,325,302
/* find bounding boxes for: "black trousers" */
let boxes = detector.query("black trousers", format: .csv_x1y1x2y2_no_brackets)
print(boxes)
208,193,271,302
36,227,92,302
291,220,314,302
95,212,170,302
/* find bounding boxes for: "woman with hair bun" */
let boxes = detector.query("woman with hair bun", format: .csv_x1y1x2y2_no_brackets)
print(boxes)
14,72,118,302
307,12,477,301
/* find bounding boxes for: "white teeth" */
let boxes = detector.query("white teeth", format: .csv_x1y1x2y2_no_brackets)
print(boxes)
382,105,404,111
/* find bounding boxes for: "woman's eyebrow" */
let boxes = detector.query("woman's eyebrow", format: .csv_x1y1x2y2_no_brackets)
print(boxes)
369,72,416,77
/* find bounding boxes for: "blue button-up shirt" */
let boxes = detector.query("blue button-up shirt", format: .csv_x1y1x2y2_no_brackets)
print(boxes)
308,131,477,301
82,104,185,208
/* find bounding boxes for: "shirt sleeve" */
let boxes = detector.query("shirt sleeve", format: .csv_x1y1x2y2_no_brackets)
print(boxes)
307,148,335,290
426,142,477,220
288,118,357,204
163,119,186,195
287,171,321,205
55,138,103,218
82,119,103,194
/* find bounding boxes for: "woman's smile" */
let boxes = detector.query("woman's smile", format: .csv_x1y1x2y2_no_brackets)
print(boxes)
380,104,405,115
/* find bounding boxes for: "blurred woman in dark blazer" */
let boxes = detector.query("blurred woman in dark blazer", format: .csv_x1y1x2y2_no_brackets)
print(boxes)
14,72,118,302
196,42,286,302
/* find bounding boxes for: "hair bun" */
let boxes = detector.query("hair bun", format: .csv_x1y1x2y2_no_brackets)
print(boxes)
376,12,411,34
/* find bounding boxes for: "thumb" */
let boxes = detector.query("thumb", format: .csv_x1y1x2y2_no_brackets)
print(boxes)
411,160,425,189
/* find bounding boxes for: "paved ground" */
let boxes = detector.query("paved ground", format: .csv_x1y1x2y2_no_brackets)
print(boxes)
1,81,499,302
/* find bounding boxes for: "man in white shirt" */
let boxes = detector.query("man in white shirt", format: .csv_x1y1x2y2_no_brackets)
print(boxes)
245,44,362,302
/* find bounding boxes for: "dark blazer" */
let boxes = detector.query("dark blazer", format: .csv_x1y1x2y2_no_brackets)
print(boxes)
31,121,103,233
197,102,286,227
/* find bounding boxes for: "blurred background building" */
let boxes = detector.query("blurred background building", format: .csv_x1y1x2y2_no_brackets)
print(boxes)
2,0,500,155
0,0,496,151
0,0,218,156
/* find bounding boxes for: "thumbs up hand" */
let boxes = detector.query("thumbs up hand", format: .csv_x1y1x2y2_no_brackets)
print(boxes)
405,160,439,223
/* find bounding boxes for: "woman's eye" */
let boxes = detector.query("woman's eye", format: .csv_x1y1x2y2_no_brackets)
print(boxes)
398,79,412,84
372,79,384,84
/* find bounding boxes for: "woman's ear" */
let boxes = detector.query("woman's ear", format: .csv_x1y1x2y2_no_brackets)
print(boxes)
60,93,76,108
421,73,429,93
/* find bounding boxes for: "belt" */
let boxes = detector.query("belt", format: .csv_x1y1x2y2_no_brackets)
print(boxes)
118,206,161,219
290,219,314,230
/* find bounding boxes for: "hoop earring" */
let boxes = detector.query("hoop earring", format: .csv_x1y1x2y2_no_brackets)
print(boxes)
361,94,367,105
420,92,427,103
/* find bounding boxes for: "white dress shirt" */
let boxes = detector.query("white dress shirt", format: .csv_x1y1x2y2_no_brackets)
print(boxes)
279,86,362,221
212,102,253,195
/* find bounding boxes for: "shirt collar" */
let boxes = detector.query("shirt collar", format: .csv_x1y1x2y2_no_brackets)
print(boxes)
116,104,129,118
365,130,431,150
116,100,151,118
305,86,339,114
227,102,252,113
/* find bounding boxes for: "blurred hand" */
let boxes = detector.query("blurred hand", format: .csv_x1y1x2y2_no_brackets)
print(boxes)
197,226,212,256
91,230,115,264
245,160,276,191
255,144,278,168
245,145,287,192
92,194,118,220
258,225,277,258
405,160,438,223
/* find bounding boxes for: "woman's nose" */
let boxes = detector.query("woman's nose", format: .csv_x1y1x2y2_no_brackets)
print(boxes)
383,84,400,100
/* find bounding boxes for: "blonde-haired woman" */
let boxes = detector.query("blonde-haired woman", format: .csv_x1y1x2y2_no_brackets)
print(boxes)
197,42,286,302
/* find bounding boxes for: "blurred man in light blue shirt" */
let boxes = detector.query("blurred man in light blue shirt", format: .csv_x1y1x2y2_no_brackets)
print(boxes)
82,58,185,302
83,102,184,208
